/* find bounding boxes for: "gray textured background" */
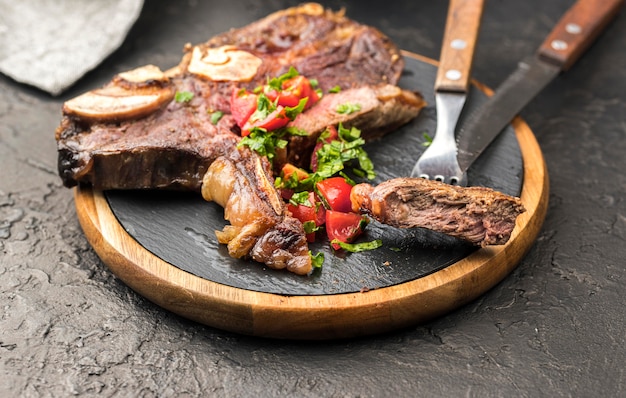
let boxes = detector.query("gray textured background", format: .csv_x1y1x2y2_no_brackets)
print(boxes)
1,0,625,396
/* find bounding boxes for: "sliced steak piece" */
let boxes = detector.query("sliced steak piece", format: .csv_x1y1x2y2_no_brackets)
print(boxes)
286,84,426,167
56,3,421,190
201,146,311,275
351,178,526,246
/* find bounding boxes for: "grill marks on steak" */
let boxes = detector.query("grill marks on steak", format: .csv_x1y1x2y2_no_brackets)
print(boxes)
200,3,403,92
56,3,419,190
57,76,240,191
351,178,526,246
201,147,311,275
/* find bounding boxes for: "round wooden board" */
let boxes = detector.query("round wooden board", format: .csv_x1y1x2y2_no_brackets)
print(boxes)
73,53,549,339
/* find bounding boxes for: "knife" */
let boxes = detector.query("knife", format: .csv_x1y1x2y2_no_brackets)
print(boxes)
456,0,624,175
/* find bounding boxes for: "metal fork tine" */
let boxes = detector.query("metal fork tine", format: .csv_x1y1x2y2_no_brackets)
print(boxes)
411,92,467,185
410,0,483,186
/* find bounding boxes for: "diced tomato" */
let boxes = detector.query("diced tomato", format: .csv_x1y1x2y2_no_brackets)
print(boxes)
316,176,354,213
287,192,326,242
241,106,290,136
230,89,258,128
282,163,310,181
310,125,339,171
265,75,320,110
325,210,368,250
279,164,310,201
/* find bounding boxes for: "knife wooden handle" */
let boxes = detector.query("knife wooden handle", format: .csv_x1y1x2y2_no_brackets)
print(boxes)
435,0,485,93
538,0,624,71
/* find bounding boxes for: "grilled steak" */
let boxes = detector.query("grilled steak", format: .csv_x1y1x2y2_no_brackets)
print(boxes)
53,3,429,275
351,178,526,246
56,3,424,190
201,147,311,275
286,85,425,168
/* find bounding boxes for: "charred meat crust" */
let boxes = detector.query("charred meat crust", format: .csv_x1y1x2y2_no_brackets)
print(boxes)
56,3,417,191
351,178,526,246
202,147,312,275
196,3,404,92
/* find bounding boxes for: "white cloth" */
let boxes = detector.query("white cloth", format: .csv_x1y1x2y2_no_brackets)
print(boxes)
0,0,144,95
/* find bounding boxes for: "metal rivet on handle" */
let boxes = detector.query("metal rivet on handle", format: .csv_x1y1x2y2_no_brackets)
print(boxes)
565,23,582,34
445,69,462,81
551,39,568,51
451,39,467,50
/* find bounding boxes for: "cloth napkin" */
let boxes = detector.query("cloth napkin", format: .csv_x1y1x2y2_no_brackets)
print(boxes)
0,0,144,96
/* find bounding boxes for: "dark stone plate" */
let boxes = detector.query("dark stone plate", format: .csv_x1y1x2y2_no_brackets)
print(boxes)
105,55,523,296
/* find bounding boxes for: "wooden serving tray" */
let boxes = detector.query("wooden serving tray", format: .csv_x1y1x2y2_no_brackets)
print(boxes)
74,53,549,339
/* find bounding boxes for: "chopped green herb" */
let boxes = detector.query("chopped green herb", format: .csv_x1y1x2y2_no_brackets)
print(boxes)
267,66,299,91
422,132,433,147
209,110,223,125
289,191,312,207
303,220,321,234
328,85,341,94
336,102,361,114
237,128,287,162
175,91,194,103
292,123,375,190
283,126,309,136
339,171,356,186
338,124,362,142
331,239,383,253
390,247,402,252
249,93,274,122
309,251,325,268
309,78,319,88
284,97,308,120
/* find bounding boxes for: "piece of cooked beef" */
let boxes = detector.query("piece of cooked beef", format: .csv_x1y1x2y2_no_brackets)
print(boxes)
201,146,311,275
56,3,423,190
286,84,425,167
351,178,526,246
200,3,404,93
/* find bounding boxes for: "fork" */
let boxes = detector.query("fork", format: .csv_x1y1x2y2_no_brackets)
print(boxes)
411,0,484,186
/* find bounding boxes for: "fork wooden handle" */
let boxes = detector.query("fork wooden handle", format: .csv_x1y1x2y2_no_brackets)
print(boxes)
435,0,485,93
538,0,624,71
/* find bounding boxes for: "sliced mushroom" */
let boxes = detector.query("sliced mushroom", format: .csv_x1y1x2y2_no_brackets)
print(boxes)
187,45,263,82
63,65,175,122
114,64,170,88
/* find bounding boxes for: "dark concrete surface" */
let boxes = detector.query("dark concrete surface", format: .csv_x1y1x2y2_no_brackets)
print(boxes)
1,0,625,396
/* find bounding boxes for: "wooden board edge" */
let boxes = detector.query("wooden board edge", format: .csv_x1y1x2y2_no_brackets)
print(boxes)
73,53,549,340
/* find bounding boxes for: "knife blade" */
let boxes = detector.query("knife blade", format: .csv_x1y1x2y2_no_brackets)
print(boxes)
456,0,624,174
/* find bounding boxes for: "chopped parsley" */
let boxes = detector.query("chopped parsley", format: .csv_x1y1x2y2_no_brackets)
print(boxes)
209,110,223,125
331,239,383,253
315,124,376,180
328,85,341,94
303,220,321,234
237,128,287,162
284,97,308,120
336,102,361,114
422,132,433,147
175,91,194,103
309,251,325,269
249,93,274,123
289,191,312,207
267,66,299,91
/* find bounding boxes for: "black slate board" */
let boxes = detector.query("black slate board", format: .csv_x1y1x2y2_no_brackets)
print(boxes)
105,55,523,296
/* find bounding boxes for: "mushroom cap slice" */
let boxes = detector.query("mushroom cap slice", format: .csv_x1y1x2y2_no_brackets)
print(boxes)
63,65,175,122
187,45,263,82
